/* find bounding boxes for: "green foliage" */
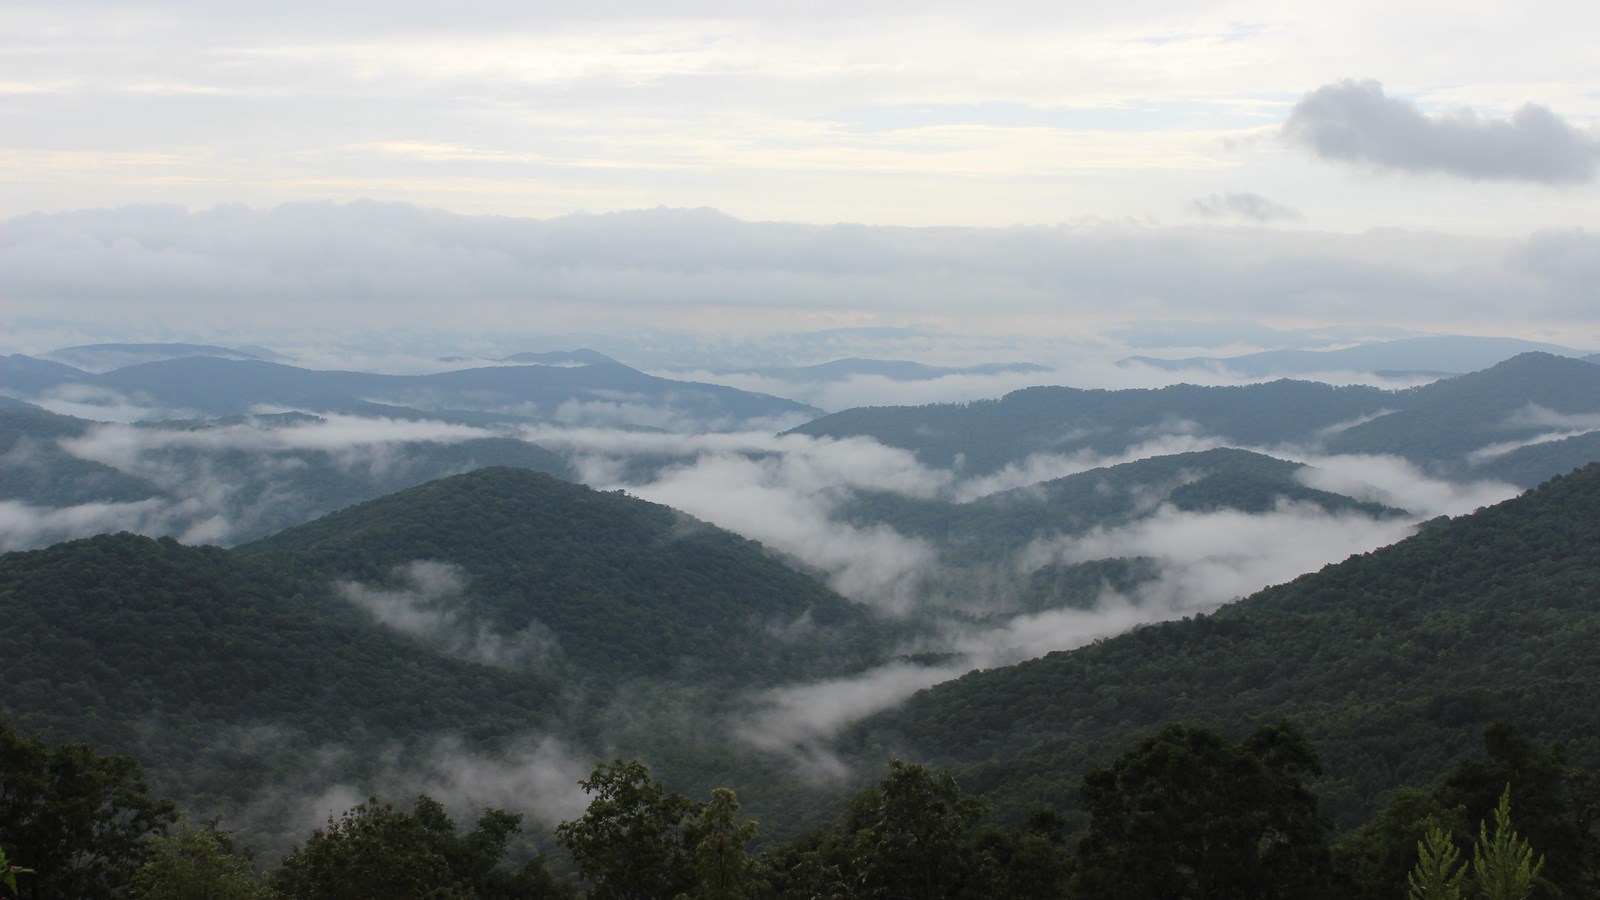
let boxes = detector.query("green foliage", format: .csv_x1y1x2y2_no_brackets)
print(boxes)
0,845,35,899
1473,787,1545,900
1406,821,1465,900
851,463,1600,833
0,721,178,898
842,760,988,900
272,795,569,900
1072,722,1332,900
795,353,1600,485
130,819,276,900
682,788,758,900
238,468,892,686
0,468,900,851
756,760,1069,900
791,379,1395,475
555,761,702,900
1325,353,1600,478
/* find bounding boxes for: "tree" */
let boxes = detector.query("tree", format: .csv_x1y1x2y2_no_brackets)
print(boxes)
841,760,989,900
1073,722,1333,900
681,788,758,900
1406,821,1465,900
130,819,275,900
1,846,34,899
0,721,178,898
1338,722,1590,898
273,794,570,900
555,760,701,900
1473,787,1544,900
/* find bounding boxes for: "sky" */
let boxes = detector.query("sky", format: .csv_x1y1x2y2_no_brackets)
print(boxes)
2,0,1598,354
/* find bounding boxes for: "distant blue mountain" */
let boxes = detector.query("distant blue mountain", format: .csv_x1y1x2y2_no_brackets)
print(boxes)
0,354,88,393
5,356,817,431
697,357,1052,382
42,342,284,372
1121,335,1587,377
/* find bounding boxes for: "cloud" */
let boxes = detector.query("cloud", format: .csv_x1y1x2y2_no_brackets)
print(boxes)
1510,229,1600,313
0,497,182,551
1464,403,1600,463
589,434,950,614
733,660,970,778
7,202,1598,347
655,368,1068,414
235,729,593,851
950,432,1228,501
336,561,561,671
1188,192,1303,222
1289,452,1520,517
0,411,562,550
730,493,1430,771
1284,79,1600,183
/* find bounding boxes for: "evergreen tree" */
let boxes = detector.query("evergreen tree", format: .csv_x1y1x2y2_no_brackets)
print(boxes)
1473,787,1544,900
1406,821,1465,900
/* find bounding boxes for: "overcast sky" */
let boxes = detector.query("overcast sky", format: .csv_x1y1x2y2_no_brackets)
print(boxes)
3,0,1598,354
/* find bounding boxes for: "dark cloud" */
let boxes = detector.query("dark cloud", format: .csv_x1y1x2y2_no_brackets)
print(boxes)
1284,79,1600,183
1188,192,1304,223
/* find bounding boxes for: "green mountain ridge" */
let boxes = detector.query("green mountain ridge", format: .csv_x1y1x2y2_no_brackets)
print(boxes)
791,353,1600,488
843,461,1600,831
0,468,900,849
238,467,888,685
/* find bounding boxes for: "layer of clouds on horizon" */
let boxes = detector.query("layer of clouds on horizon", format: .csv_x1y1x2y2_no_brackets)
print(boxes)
1188,191,1304,223
3,202,1598,351
1285,79,1600,184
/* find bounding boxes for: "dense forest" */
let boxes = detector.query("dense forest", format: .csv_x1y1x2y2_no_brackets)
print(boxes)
7,350,1600,897
7,458,1600,895
4,715,1594,898
846,461,1600,835
793,352,1600,486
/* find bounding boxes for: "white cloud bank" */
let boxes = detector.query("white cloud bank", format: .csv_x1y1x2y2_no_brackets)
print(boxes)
6,203,1600,349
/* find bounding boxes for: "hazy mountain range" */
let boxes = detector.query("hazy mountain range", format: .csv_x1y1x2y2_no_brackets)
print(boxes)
6,337,1600,862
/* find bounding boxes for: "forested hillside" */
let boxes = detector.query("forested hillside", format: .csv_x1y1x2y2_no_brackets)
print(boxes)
790,379,1391,473
0,468,902,850
848,461,1600,832
792,353,1600,487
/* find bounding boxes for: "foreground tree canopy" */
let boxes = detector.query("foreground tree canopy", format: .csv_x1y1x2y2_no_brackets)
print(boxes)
5,716,1600,899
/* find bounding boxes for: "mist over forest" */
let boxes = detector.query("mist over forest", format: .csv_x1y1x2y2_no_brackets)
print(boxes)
6,0,1600,895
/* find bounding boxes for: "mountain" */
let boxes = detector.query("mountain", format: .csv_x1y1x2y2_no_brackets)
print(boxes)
0,354,90,394
9,357,817,431
41,342,281,372
498,349,620,366
790,380,1393,474
845,462,1600,831
237,467,887,686
0,406,580,547
1121,335,1585,377
1325,353,1600,477
1474,430,1600,488
0,408,166,509
837,448,1404,611
0,528,560,771
695,358,1052,383
0,468,896,846
790,354,1600,487
1107,321,1421,351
